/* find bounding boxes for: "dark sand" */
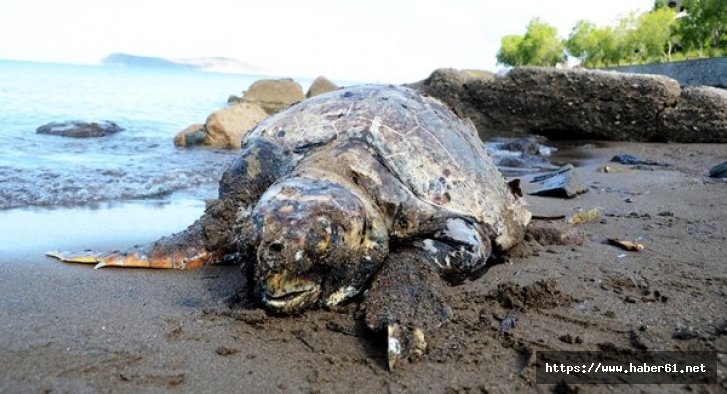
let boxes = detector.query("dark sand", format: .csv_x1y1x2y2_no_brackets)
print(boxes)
1,142,725,393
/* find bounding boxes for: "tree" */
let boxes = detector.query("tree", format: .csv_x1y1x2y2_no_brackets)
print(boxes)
676,0,727,56
565,8,677,67
496,18,565,67
628,7,678,62
566,20,620,67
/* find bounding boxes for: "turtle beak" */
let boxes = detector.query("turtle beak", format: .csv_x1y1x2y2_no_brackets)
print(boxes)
260,271,321,313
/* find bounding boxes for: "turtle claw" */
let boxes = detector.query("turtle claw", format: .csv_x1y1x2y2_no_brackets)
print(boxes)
387,324,427,371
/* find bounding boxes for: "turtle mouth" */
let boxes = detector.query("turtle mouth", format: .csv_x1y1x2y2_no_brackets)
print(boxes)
261,284,321,313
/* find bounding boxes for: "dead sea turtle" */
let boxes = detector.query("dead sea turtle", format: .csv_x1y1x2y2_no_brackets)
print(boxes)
48,85,531,369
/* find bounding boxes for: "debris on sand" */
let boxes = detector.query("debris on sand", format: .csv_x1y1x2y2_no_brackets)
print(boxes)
528,164,588,199
485,136,559,176
607,238,645,251
708,161,727,178
499,309,518,332
567,208,602,225
610,154,669,166
597,165,630,173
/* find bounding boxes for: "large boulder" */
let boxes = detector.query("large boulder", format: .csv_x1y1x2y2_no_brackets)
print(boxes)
174,103,267,149
661,86,727,142
465,67,682,141
204,102,268,148
241,78,305,115
306,76,338,98
36,120,123,138
413,67,727,143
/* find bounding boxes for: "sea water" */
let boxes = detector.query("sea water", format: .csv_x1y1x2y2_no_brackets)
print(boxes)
0,60,315,210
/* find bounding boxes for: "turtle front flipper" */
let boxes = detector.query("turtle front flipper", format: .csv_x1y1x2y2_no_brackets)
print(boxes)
47,138,293,270
362,247,452,370
46,220,223,269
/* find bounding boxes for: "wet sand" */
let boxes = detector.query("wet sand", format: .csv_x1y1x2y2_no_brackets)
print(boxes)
0,142,725,393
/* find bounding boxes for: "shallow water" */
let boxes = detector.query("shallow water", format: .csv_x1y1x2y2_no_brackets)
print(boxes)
0,197,205,255
0,60,315,209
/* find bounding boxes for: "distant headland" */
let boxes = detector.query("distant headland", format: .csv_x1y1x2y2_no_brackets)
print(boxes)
101,53,267,75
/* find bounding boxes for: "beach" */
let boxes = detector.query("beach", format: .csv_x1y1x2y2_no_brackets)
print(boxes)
1,141,724,393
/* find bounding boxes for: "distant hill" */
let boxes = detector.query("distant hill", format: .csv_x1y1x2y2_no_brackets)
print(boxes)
101,53,267,75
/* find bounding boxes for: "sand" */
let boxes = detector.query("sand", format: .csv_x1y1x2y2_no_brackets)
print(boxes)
0,142,725,393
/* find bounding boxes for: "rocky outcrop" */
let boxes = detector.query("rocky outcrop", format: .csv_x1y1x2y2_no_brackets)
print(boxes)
306,76,338,98
466,67,683,141
412,67,727,143
36,120,123,138
661,86,727,142
240,79,305,115
174,103,267,149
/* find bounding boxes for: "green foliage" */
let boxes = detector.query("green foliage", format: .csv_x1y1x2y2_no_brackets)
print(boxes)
565,21,620,67
676,0,727,56
564,7,677,67
496,18,565,67
498,0,725,68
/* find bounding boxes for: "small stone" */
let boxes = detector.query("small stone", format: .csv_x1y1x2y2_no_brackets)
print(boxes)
673,327,699,340
215,346,239,356
559,334,576,344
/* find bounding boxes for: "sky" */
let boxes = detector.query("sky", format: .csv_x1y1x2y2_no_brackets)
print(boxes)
0,0,654,83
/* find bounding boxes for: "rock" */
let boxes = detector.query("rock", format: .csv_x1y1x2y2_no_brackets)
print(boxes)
708,161,727,178
173,123,206,147
661,86,727,143
36,120,123,138
528,164,588,199
203,102,268,148
227,94,242,104
306,76,338,98
466,67,682,141
414,66,727,142
241,79,305,115
610,154,669,166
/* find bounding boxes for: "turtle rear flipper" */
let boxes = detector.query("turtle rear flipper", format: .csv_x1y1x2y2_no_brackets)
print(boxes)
363,247,452,370
46,220,223,269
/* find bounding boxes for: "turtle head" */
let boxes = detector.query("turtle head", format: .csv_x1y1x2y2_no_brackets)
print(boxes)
252,177,388,314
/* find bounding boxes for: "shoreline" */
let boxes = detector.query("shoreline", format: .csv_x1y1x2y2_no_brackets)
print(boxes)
1,141,725,392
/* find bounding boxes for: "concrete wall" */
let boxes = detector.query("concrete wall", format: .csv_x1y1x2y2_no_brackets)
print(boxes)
604,57,727,88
